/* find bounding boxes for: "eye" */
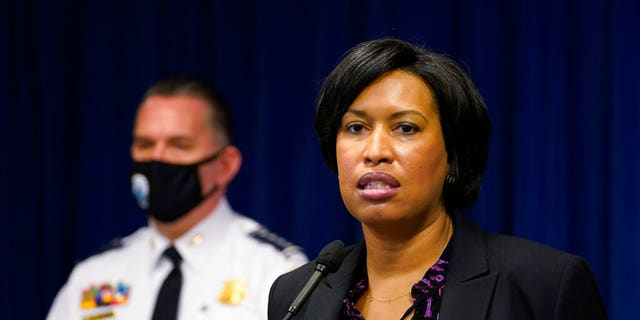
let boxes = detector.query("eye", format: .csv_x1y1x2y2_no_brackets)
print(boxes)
170,138,194,150
133,139,154,150
346,123,366,134
395,123,420,135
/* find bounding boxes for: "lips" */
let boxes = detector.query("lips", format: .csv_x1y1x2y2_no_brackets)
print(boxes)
357,172,400,201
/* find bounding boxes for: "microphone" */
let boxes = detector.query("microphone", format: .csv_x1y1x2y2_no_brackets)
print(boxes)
282,240,346,320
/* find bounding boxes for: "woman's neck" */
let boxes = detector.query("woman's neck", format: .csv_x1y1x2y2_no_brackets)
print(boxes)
363,211,453,292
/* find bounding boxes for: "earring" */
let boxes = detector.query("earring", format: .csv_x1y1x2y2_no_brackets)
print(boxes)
445,174,456,184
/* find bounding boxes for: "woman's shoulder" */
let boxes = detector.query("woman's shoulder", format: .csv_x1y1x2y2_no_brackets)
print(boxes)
477,230,605,318
485,231,580,264
488,231,595,281
479,227,601,298
453,212,597,286
454,212,587,269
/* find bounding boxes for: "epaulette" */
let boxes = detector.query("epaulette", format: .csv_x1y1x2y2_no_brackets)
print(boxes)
75,237,125,265
100,237,125,253
249,227,302,258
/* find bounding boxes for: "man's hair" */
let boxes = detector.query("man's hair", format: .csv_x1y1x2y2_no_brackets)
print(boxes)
140,75,233,145
314,38,491,211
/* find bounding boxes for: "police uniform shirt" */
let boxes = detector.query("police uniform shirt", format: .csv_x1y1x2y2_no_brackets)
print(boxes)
47,198,308,320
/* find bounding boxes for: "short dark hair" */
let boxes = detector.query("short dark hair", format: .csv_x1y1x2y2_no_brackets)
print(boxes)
314,38,491,211
140,74,234,145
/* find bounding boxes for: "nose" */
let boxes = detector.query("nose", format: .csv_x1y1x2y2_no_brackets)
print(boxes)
137,142,167,161
149,143,167,161
363,128,393,166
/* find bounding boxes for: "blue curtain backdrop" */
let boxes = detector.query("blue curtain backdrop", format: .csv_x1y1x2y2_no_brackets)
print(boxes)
1,0,638,319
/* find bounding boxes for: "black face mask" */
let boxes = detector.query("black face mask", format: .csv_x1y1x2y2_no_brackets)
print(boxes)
130,147,225,223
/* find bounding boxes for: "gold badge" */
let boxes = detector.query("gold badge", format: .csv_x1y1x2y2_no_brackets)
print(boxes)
218,279,247,305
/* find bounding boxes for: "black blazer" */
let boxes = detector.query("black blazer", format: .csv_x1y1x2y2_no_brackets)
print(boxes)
268,212,607,319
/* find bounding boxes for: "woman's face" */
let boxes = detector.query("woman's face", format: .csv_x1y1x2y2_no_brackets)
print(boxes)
336,70,449,229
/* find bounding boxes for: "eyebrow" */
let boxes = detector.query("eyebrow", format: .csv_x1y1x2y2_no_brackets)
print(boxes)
168,136,195,144
132,135,194,143
345,109,428,122
390,110,428,122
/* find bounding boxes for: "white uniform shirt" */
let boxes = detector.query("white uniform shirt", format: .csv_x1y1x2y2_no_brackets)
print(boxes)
47,198,307,320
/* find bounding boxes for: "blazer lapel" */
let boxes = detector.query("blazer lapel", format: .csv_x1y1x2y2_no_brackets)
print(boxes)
303,243,366,319
440,212,497,320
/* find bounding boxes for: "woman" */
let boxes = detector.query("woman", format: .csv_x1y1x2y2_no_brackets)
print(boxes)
268,38,606,319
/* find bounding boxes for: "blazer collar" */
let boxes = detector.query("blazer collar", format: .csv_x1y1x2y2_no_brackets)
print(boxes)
439,210,498,319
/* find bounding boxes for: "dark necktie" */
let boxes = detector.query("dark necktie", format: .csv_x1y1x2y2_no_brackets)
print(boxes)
151,246,183,320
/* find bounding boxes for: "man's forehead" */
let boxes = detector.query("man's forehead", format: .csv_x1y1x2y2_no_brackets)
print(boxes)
134,95,213,136
141,95,211,114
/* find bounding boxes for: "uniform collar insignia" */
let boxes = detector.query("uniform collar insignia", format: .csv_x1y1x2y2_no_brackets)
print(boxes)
218,279,247,305
190,233,204,245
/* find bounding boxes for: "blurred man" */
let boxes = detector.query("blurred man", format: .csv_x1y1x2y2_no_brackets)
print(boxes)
47,75,307,319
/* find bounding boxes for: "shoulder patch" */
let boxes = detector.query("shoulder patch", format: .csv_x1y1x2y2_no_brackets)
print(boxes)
249,227,302,257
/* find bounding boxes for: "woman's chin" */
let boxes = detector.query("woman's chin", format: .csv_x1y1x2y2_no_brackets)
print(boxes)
350,206,410,228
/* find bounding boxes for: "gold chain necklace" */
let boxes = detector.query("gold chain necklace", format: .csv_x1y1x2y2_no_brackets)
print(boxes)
365,291,411,303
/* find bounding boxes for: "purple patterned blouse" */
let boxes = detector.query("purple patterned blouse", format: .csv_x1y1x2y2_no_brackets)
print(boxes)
342,247,450,320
